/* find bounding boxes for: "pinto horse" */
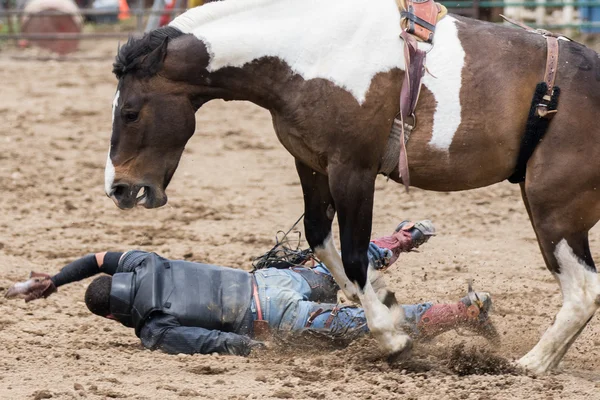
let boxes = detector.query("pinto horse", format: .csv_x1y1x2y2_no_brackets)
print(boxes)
104,0,600,373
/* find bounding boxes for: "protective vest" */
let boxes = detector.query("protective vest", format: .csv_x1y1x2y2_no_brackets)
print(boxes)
110,253,253,336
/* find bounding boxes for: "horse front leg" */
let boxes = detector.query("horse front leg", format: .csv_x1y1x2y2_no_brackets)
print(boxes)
327,163,412,358
295,160,358,301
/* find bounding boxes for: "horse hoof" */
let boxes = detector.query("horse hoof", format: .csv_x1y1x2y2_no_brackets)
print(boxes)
387,340,413,364
517,354,549,375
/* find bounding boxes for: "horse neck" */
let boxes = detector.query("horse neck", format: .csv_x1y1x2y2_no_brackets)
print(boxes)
170,0,405,108
204,62,287,110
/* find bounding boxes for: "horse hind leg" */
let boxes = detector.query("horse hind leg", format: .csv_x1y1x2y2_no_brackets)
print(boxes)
518,183,600,373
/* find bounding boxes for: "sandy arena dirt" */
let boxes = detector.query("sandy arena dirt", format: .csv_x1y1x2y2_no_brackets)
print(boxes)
1,39,600,400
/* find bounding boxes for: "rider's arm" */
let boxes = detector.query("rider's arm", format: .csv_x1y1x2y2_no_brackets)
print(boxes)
50,252,124,287
6,251,145,302
52,249,159,287
139,313,254,356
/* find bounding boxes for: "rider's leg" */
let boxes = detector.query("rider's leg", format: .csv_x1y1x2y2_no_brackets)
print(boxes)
285,292,495,342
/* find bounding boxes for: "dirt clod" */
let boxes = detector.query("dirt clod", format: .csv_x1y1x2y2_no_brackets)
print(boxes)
179,389,200,397
188,365,228,375
447,344,519,376
272,389,294,399
32,390,52,400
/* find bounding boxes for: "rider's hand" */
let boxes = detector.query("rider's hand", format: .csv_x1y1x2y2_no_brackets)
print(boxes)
5,272,57,302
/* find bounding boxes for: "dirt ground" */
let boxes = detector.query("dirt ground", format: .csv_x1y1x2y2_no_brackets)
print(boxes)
1,38,600,400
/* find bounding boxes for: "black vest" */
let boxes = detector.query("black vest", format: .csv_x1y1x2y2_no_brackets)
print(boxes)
110,253,253,336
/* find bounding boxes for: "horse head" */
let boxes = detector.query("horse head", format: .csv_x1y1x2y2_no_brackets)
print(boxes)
105,27,209,209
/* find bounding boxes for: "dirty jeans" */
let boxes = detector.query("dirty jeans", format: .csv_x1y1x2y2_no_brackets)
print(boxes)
252,247,433,339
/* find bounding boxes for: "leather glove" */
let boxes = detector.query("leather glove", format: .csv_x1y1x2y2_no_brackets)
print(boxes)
368,242,393,270
5,271,57,302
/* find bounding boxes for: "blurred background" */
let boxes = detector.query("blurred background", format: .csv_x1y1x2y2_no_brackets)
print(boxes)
2,0,600,57
0,0,212,56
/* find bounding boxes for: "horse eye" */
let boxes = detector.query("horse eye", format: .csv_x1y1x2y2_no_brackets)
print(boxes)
123,111,139,123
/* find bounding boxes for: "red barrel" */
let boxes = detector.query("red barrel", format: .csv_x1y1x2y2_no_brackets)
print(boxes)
21,0,83,55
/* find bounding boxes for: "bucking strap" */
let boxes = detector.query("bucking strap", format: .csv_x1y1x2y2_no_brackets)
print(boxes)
500,15,561,118
500,15,563,184
537,36,559,118
507,83,560,184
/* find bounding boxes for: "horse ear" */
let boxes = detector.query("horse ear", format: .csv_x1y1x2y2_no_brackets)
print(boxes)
140,37,170,76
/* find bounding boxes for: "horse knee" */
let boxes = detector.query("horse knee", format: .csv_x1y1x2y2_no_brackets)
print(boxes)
304,217,332,249
342,251,368,288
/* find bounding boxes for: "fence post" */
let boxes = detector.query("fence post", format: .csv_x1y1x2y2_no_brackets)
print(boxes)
136,0,143,32
472,0,480,20
505,0,526,22
4,0,18,46
535,0,545,26
144,0,164,32
563,2,574,36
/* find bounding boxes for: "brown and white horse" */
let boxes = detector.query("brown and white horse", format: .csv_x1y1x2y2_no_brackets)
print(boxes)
104,0,600,373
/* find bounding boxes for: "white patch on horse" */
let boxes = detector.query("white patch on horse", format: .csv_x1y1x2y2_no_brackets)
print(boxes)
105,90,119,196
357,270,410,354
105,149,116,197
171,0,405,105
171,1,466,148
518,239,600,373
423,17,466,151
313,234,358,301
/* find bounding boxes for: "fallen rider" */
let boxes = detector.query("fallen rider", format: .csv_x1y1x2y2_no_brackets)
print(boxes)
5,220,495,356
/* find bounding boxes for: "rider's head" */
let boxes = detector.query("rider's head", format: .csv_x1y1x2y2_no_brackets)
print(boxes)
85,275,112,318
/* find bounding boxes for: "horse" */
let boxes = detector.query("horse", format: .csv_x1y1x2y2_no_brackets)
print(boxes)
104,0,600,373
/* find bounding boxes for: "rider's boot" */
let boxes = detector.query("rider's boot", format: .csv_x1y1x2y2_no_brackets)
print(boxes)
404,290,499,342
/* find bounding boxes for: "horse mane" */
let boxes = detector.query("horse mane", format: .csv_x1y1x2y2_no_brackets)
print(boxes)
113,0,280,78
113,26,185,79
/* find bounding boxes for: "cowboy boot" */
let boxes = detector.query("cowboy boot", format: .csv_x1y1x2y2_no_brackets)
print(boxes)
413,291,498,343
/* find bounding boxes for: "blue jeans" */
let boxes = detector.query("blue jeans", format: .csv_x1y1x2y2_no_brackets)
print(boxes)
252,246,433,339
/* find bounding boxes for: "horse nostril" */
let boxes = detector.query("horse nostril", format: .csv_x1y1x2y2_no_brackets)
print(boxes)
111,184,129,200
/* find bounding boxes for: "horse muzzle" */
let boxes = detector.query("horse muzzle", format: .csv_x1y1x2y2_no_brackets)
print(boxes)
107,183,168,210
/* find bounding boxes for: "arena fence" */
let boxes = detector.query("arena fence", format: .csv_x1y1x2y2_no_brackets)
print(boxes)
0,7,188,41
1,0,600,44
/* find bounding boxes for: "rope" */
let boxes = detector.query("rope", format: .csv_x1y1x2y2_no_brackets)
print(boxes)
251,214,320,271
